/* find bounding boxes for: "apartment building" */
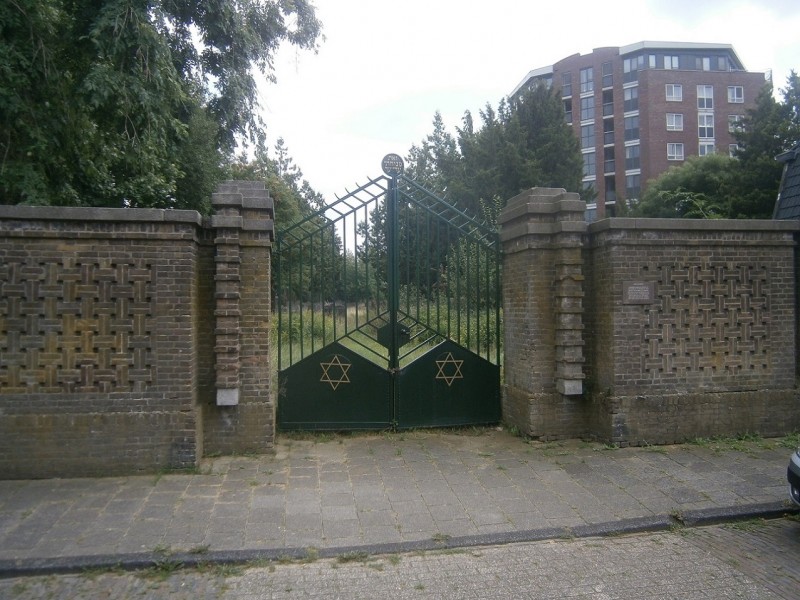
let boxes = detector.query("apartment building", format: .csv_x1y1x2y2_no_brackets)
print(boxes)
510,42,767,219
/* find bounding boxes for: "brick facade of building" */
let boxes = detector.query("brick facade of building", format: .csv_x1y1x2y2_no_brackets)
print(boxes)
511,42,767,219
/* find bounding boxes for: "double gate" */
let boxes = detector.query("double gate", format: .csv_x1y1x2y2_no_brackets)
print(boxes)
276,156,500,430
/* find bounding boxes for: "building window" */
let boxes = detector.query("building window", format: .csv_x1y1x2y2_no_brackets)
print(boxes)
562,72,572,97
698,113,715,139
666,84,683,101
580,96,594,121
718,56,730,71
604,147,615,173
624,115,639,141
623,55,644,83
581,124,595,149
666,113,684,131
649,54,657,68
602,61,613,87
625,144,640,170
564,99,572,124
699,142,715,156
700,57,711,71
623,87,639,112
580,67,594,94
728,144,739,157
602,89,614,117
626,174,641,202
583,152,596,177
664,55,679,69
697,85,714,109
605,175,617,202
728,86,744,103
603,118,614,145
667,143,684,161
728,114,743,133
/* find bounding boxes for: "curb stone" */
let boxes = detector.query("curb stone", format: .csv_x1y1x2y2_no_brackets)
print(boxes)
1,503,796,579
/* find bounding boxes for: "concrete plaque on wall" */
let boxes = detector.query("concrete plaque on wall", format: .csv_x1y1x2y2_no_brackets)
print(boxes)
623,281,656,304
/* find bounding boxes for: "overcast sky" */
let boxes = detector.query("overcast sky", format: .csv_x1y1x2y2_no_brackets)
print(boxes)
258,0,800,202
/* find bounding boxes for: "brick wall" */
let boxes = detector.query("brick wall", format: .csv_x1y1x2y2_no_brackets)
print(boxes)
501,189,800,445
0,182,273,478
499,188,587,439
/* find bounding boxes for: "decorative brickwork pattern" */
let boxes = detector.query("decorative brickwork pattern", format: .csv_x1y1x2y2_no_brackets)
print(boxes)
0,258,154,393
584,219,800,444
0,184,273,479
502,193,800,446
642,262,769,378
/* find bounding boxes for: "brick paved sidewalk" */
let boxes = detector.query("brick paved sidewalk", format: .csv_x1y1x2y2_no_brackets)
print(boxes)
0,429,794,568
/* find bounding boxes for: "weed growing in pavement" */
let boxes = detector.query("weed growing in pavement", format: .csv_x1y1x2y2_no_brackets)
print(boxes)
140,558,183,581
785,513,800,523
436,548,469,556
388,555,402,566
81,564,124,580
596,443,619,451
689,432,800,454
777,432,800,449
11,582,29,595
337,551,371,563
302,547,320,563
431,533,451,544
213,563,245,577
724,518,768,532
188,545,209,555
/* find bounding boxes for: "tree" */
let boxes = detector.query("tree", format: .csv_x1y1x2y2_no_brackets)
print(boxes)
729,72,800,218
630,73,800,219
232,140,342,304
406,83,583,223
630,153,736,218
0,0,321,211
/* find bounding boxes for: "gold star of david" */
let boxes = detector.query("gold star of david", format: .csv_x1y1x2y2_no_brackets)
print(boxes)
320,354,351,390
435,352,464,387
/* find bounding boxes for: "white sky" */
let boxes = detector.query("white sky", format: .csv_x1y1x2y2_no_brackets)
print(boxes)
259,0,800,203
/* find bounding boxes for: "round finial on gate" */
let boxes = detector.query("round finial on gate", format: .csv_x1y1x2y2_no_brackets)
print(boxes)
381,153,404,177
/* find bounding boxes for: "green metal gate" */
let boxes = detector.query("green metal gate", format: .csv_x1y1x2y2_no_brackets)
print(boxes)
276,155,501,430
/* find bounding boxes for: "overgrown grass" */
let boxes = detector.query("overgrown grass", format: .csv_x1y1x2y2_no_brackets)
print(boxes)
277,304,502,369
689,432,800,453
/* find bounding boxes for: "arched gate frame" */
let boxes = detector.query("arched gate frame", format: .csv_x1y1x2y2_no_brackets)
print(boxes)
276,159,501,430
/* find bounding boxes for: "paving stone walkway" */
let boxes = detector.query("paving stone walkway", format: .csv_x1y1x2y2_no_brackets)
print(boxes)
0,429,794,568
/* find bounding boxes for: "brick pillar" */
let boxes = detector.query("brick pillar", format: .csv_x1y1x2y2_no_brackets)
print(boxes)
211,186,244,405
205,181,275,453
499,188,587,439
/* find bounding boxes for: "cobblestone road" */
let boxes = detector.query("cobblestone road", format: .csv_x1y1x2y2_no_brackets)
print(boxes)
3,518,798,599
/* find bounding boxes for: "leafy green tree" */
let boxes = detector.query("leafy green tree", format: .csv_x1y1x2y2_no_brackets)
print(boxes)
406,83,583,223
730,72,800,218
1,0,321,211
630,153,736,218
232,140,342,303
631,73,800,219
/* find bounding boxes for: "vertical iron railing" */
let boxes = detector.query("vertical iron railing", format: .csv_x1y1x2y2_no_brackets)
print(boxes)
276,171,501,373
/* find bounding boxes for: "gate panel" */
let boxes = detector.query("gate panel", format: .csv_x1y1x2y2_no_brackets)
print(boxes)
278,343,391,430
276,155,501,431
397,340,501,428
